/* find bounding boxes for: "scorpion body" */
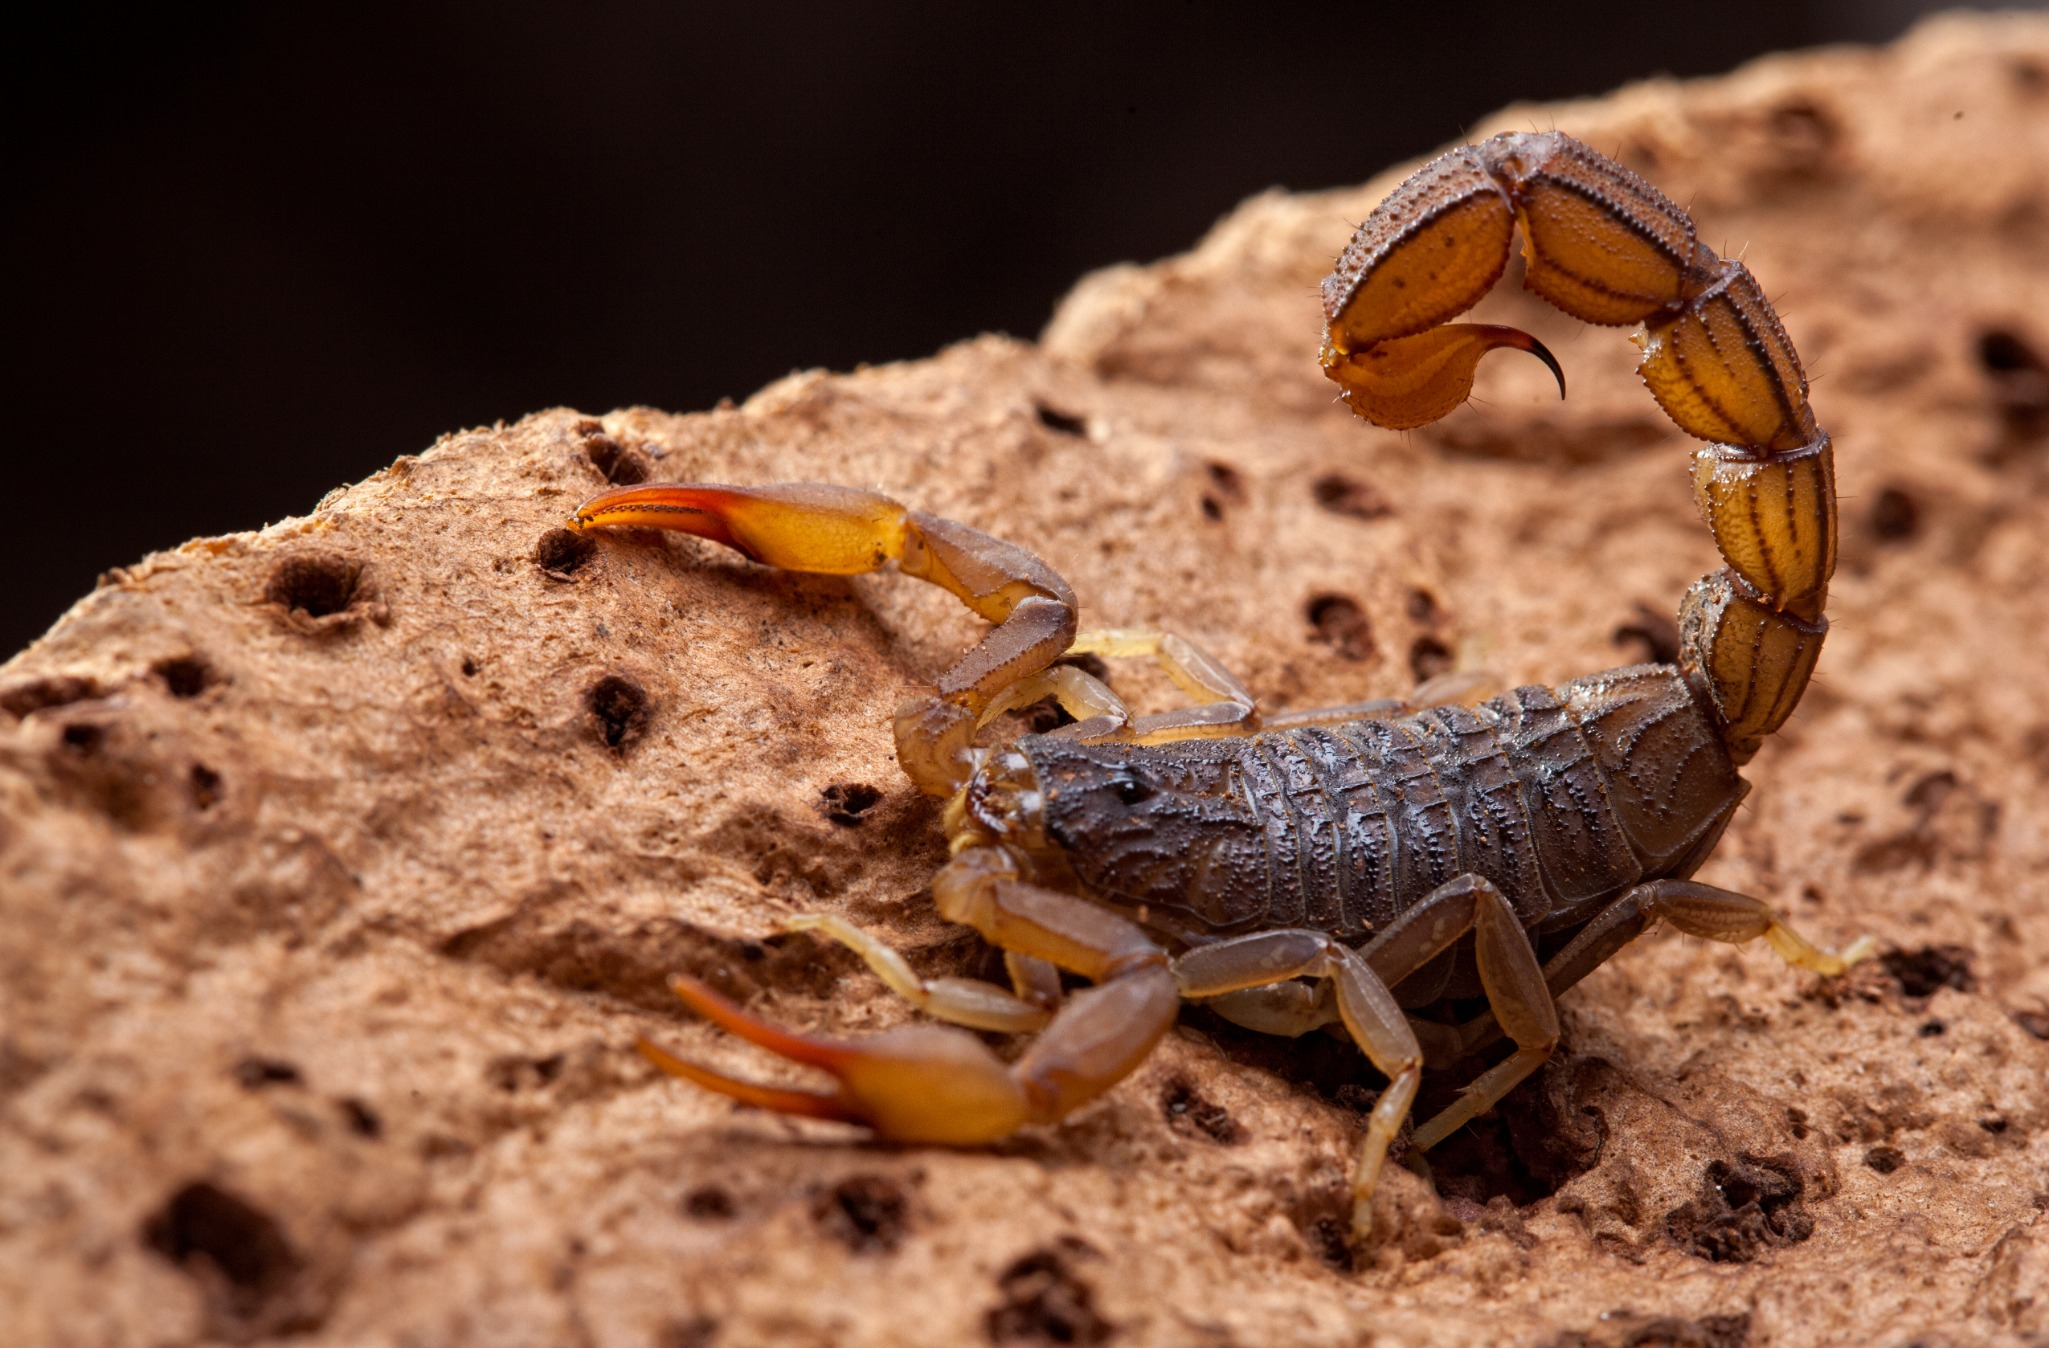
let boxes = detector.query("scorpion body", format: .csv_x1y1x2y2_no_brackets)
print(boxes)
572,132,1869,1243
1016,667,1740,963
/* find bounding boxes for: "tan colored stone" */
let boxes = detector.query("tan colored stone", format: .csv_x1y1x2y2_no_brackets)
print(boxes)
6,14,2049,1345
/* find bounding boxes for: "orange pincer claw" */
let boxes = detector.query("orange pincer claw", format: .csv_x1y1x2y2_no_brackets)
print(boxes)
571,482,911,575
652,974,1032,1145
636,1034,865,1126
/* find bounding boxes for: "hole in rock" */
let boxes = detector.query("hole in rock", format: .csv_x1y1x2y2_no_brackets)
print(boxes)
142,1181,302,1304
814,1174,908,1254
1306,594,1374,663
1663,1155,1813,1263
535,527,597,578
683,1186,736,1221
985,1245,1111,1347
233,1059,301,1089
1870,486,1919,542
189,764,223,811
1977,328,2049,432
1766,97,1837,161
1160,1077,1241,1144
1979,328,2047,376
265,554,362,619
153,655,217,698
1033,402,1087,436
1311,472,1392,520
488,1053,567,1092
1573,1310,1751,1348
1409,634,1454,682
818,782,883,826
1424,1051,1612,1210
586,675,650,751
1880,944,1975,998
2,676,104,718
583,430,651,485
339,1099,382,1138
1305,1216,1353,1273
659,1316,721,1348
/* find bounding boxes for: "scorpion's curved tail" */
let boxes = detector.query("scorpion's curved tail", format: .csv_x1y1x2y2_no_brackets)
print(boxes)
1322,131,1833,763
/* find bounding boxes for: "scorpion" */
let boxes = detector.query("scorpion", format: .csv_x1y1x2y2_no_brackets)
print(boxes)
571,132,1870,1241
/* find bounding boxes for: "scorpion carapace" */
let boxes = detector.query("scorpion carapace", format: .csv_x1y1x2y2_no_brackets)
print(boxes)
572,131,1869,1244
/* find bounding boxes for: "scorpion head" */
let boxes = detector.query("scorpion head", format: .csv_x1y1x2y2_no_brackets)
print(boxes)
956,747,1051,851
999,735,1265,924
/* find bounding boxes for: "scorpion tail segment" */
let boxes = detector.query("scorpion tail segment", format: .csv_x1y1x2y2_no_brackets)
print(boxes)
1679,569,1828,763
654,974,1034,1144
571,482,911,576
1321,324,1564,431
1638,257,1816,453
1477,131,1708,328
1690,434,1837,620
1321,146,1517,352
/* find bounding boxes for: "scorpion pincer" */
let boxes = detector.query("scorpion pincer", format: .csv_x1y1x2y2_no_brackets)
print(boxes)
571,132,1871,1242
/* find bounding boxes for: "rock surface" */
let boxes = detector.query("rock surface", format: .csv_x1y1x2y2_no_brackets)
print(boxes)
8,15,2049,1346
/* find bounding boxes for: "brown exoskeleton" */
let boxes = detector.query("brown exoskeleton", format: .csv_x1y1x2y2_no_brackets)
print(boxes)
572,132,1870,1242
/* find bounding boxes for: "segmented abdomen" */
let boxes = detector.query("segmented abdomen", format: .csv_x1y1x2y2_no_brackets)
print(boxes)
1031,664,1743,943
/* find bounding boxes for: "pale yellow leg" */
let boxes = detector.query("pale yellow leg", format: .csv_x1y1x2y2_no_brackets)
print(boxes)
785,913,1050,1033
977,664,1131,741
1172,928,1424,1242
1065,629,1259,742
1260,698,1413,731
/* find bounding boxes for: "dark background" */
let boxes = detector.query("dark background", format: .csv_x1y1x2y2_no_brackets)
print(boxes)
4,1,2029,654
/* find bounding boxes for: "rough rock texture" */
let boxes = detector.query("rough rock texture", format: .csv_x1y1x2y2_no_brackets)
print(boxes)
8,15,2049,1346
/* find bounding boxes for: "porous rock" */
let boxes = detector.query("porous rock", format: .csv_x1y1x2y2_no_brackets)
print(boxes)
7,15,2049,1346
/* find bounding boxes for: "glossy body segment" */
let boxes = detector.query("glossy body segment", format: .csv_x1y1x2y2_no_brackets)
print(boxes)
1022,665,1736,957
1485,131,1705,325
1690,436,1836,621
1638,257,1816,452
1679,569,1829,760
1319,145,1517,349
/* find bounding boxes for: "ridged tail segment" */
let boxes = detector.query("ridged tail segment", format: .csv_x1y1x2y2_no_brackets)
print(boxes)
1027,667,1741,950
1322,132,1837,764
